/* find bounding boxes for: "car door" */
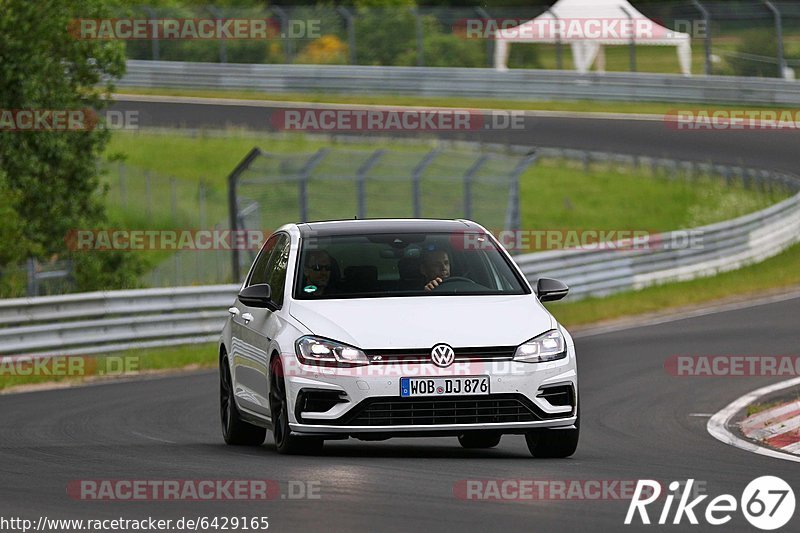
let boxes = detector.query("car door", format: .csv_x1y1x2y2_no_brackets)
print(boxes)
230,234,279,415
236,233,291,417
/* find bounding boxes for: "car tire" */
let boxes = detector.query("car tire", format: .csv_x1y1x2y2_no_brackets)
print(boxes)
458,432,502,449
269,357,324,455
525,406,579,458
220,356,267,446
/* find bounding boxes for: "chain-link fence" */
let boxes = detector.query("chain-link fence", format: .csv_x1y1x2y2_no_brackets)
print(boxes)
114,3,800,77
227,146,537,280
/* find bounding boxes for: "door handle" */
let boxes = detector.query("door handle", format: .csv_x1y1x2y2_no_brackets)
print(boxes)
241,313,254,324
228,307,240,316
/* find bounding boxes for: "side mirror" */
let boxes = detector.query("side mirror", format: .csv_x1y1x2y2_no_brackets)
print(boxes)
537,278,569,302
238,283,273,308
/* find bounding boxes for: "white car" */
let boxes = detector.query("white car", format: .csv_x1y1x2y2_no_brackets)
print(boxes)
219,219,578,457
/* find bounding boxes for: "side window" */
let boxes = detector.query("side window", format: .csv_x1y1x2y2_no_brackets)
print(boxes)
247,235,279,287
265,235,291,308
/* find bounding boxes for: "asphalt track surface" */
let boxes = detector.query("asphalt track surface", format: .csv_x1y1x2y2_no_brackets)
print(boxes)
1,99,799,532
2,297,800,532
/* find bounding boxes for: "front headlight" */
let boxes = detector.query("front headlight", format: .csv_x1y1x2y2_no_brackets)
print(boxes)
513,329,567,363
295,336,369,366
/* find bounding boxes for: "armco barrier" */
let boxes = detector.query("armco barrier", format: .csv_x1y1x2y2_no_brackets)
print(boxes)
0,285,238,357
120,60,800,106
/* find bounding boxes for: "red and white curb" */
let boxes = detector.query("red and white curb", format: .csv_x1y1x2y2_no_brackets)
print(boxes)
708,377,800,463
740,399,800,454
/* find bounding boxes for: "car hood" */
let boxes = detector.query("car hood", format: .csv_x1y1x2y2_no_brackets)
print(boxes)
289,295,554,349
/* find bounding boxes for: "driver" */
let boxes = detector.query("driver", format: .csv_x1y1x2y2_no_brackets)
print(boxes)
421,249,451,291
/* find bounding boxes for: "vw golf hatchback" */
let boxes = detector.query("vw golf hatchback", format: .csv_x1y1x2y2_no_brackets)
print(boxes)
219,219,578,457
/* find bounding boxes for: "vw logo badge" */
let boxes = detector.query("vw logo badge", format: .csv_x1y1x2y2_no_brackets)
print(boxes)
431,344,455,368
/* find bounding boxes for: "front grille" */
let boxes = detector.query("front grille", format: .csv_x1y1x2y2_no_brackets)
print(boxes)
321,394,550,426
365,346,516,364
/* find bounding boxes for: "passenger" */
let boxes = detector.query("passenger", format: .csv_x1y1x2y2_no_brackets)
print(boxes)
421,249,451,291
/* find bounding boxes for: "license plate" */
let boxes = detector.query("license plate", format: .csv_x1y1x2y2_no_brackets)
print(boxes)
400,376,490,397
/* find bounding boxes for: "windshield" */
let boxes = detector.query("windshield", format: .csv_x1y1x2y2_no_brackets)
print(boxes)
293,232,528,300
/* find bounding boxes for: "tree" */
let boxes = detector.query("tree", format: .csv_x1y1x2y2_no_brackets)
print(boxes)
0,0,146,293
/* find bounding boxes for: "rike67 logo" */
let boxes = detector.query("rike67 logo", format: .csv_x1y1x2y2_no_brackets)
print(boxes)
625,477,795,530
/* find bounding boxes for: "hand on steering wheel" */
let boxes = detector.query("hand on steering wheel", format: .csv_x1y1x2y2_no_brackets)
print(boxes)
424,276,475,291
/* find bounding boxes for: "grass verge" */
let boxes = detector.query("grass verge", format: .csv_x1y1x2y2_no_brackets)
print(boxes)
116,87,800,117
0,343,217,392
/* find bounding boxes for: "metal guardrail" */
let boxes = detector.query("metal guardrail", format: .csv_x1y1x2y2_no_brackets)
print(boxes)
0,285,238,356
121,60,800,106
1,147,798,357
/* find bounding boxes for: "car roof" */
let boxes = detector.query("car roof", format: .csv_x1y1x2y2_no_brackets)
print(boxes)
296,219,484,237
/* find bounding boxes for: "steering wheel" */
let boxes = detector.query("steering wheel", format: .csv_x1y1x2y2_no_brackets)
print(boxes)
431,276,482,291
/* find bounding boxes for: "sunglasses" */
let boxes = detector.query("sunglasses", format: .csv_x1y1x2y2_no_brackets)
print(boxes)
305,263,332,272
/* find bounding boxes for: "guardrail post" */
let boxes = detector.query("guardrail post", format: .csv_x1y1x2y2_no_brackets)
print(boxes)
26,258,37,297
692,0,712,75
764,1,787,79
337,7,357,65
119,162,126,205
227,147,263,283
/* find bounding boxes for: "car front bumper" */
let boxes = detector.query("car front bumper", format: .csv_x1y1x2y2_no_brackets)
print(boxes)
282,344,578,436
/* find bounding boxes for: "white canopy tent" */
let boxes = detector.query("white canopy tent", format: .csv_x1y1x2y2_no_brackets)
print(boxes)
494,0,692,75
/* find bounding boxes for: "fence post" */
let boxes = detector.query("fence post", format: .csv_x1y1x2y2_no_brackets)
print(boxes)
355,149,385,218
620,6,636,72
505,152,538,234
337,6,356,65
412,150,440,218
410,7,424,67
764,1,787,79
227,147,263,283
298,148,330,222
463,155,489,220
144,7,159,60
475,7,494,68
547,8,563,70
272,6,293,63
208,6,228,63
692,0,712,75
